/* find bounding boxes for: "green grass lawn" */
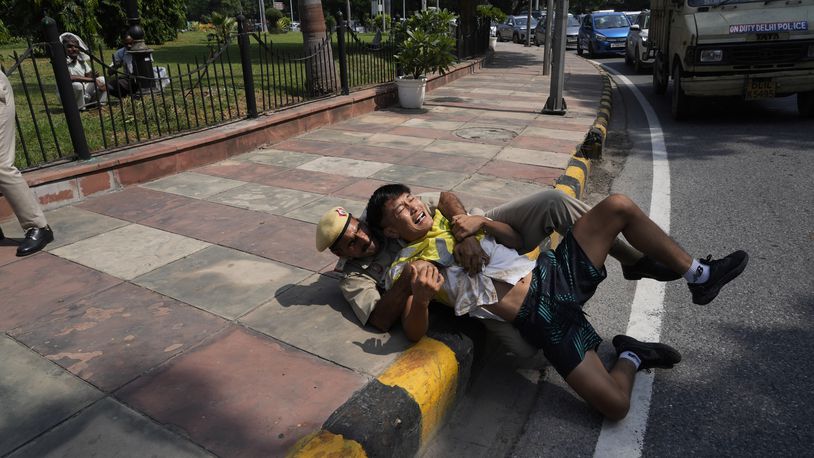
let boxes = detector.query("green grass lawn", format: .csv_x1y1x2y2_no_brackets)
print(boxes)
2,30,396,170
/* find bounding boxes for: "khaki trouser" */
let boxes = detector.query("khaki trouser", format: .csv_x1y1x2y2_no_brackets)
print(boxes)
479,189,644,358
0,72,47,230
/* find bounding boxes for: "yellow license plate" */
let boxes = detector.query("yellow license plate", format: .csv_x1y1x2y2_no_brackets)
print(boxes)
745,78,776,100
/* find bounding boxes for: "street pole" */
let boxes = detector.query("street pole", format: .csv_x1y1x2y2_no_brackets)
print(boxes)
259,0,267,32
347,0,352,25
124,0,155,92
421,0,427,11
290,0,294,21
526,1,532,46
543,0,568,115
542,0,554,75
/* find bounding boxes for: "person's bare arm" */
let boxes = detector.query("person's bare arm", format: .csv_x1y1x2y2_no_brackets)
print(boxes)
401,261,445,342
367,263,413,332
438,191,467,220
438,191,488,274
452,214,523,250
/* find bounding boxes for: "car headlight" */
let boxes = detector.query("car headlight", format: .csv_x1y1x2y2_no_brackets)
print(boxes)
595,34,607,42
699,49,723,62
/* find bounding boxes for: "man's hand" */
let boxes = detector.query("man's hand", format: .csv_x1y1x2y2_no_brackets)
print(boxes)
453,235,488,274
451,214,486,240
410,260,444,304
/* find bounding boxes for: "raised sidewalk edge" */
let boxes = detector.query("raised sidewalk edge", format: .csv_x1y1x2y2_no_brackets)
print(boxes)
286,64,614,458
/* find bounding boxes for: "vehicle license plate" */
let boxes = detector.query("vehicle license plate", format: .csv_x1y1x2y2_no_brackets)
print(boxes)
745,78,776,100
610,42,625,48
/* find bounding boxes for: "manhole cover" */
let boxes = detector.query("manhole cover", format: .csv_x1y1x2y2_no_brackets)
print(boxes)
454,127,517,142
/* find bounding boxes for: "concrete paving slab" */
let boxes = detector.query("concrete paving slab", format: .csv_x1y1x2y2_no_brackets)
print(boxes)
206,183,322,215
424,139,502,159
134,245,311,319
140,200,271,244
219,215,336,271
255,168,357,194
334,144,416,164
76,187,194,223
141,172,246,199
469,88,514,95
39,206,129,250
51,224,210,280
118,327,368,457
268,138,349,156
479,160,562,186
300,128,373,144
194,159,286,182
297,156,392,178
11,282,226,391
364,133,436,150
242,274,411,376
0,254,121,331
332,178,394,201
0,336,102,455
9,397,213,458
353,113,410,125
371,164,469,190
453,174,548,201
402,118,465,130
240,149,321,168
497,146,572,169
521,126,588,142
0,240,19,267
282,195,367,225
399,151,489,174
475,110,541,122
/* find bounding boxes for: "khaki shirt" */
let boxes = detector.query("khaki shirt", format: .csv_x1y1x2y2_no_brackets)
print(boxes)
339,193,440,325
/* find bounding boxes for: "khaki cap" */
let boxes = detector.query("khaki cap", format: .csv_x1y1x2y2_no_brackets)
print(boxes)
316,206,352,252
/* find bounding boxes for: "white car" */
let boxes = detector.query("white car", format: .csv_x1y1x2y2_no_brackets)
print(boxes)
625,11,651,73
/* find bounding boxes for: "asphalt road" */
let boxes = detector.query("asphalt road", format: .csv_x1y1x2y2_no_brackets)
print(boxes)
425,53,814,457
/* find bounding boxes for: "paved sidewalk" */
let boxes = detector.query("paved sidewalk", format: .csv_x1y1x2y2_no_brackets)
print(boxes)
0,43,605,457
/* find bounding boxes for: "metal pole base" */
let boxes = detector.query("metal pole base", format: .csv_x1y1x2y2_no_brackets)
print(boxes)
542,98,567,115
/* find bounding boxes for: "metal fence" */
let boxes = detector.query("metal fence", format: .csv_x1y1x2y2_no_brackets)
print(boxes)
4,14,486,172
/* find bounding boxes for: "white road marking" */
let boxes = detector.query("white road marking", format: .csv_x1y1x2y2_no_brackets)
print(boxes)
592,66,671,458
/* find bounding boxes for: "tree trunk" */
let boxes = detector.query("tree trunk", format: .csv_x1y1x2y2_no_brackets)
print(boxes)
298,0,336,96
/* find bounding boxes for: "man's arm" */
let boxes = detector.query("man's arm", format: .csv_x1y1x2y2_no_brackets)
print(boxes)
367,263,413,331
438,191,487,274
452,214,523,250
401,261,445,342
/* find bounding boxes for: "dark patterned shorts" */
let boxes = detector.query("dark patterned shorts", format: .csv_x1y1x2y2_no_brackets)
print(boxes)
513,230,606,378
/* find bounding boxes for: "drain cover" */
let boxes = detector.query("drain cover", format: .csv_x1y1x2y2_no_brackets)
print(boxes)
454,127,517,142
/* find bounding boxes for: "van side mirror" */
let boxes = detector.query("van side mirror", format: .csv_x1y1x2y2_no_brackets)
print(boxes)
630,24,640,31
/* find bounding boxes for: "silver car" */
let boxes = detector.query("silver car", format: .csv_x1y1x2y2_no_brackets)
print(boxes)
533,13,580,49
624,11,651,72
496,15,537,43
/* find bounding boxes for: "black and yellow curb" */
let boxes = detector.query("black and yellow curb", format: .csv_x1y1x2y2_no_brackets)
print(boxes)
579,71,613,160
287,326,473,458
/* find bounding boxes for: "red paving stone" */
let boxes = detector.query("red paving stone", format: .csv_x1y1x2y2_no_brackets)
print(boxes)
140,200,272,244
526,119,595,131
77,187,196,223
511,135,580,153
11,282,227,391
0,253,122,331
118,327,367,458
0,239,20,268
194,161,286,182
270,139,350,157
337,144,414,164
219,215,336,271
478,160,563,186
398,151,489,174
254,169,358,194
332,179,393,201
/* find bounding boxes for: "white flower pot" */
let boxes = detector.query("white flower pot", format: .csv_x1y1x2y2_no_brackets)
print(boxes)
489,36,497,50
396,76,428,109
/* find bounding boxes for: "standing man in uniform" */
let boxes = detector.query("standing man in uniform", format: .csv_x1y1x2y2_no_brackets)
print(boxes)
0,71,54,256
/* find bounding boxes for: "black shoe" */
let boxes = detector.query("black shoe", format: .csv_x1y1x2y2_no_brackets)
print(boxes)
622,256,682,282
612,335,681,370
0,226,4,240
16,226,54,257
687,251,748,305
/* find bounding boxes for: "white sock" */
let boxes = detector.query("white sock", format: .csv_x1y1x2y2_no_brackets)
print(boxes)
684,259,710,284
619,351,641,369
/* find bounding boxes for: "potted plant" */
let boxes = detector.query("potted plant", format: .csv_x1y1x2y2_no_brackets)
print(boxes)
476,5,507,50
394,8,458,109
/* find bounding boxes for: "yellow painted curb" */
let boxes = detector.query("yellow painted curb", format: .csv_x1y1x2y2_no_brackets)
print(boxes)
288,431,367,458
555,183,576,198
378,337,458,444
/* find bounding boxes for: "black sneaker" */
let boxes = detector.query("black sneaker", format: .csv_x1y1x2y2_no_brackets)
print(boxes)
622,256,681,282
688,251,748,305
0,226,4,240
612,335,681,370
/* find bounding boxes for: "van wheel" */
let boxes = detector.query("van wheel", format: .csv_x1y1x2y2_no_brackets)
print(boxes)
577,42,583,56
633,45,644,74
513,33,519,43
625,47,633,65
798,91,814,117
588,42,595,58
653,53,667,95
671,64,692,120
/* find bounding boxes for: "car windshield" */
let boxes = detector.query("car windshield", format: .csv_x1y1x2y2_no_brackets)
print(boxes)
626,13,640,24
568,16,581,27
515,17,528,26
594,15,629,29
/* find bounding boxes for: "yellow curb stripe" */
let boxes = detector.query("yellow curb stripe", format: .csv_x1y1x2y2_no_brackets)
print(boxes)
377,337,458,444
555,183,576,198
288,431,367,458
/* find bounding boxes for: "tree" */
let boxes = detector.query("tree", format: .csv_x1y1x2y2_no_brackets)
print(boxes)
298,0,335,95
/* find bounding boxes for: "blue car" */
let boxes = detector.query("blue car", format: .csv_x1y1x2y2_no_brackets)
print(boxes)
577,11,630,57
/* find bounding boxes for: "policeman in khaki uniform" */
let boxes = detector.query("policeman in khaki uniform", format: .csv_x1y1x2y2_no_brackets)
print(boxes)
0,71,54,256
316,189,679,358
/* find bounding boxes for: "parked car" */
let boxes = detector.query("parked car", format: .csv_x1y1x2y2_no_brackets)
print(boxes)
625,10,651,72
496,15,537,43
623,11,641,27
577,11,630,57
533,13,580,49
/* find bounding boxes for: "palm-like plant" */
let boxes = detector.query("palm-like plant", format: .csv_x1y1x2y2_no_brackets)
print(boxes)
394,9,458,80
210,11,236,42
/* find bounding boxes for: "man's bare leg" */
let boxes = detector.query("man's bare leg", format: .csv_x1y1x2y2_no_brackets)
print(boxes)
565,351,637,421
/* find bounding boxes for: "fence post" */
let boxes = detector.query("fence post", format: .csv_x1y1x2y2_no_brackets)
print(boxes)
236,14,258,118
336,12,350,95
43,16,90,161
456,18,463,59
